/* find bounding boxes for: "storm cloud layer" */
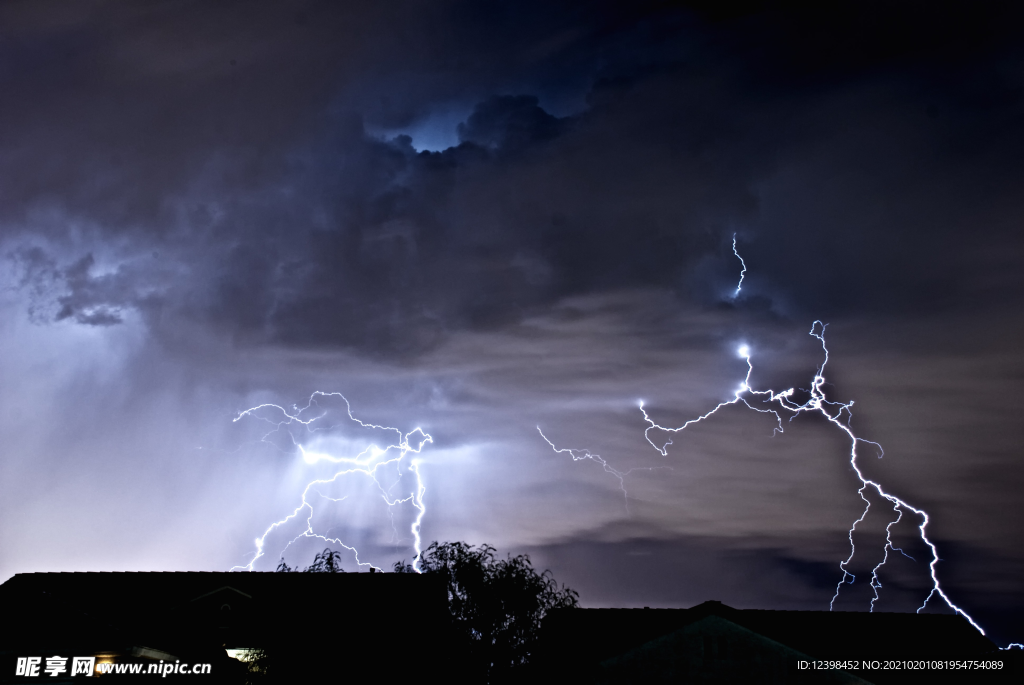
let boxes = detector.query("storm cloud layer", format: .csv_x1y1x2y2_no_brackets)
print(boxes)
1,1,1022,646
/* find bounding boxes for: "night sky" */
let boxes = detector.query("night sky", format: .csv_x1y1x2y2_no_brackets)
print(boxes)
1,1,1022,646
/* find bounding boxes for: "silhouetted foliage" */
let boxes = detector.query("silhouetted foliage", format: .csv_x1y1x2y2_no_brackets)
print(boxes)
275,547,346,573
238,648,267,685
395,541,578,681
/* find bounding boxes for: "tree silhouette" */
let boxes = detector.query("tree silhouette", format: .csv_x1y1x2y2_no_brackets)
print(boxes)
395,541,578,681
275,548,346,573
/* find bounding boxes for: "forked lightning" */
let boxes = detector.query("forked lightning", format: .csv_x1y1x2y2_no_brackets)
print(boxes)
231,392,431,573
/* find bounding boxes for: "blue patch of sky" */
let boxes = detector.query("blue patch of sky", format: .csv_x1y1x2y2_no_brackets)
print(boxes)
369,91,589,153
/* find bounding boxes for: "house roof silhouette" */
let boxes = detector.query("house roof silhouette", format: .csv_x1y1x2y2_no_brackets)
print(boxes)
0,571,452,684
536,600,1014,684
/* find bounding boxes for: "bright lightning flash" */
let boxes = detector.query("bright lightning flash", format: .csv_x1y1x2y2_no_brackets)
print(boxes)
231,391,432,573
641,322,988,635
731,232,747,298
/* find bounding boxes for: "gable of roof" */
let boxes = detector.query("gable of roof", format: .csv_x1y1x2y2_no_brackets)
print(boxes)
598,614,873,685
538,600,998,669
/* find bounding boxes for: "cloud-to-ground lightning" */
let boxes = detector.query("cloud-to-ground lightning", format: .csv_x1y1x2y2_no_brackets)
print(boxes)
641,323,988,635
231,392,432,573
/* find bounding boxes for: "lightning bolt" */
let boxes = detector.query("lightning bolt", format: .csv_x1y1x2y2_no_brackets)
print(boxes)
641,323,986,634
731,232,747,298
537,427,670,514
230,392,432,573
639,342,787,457
409,459,427,573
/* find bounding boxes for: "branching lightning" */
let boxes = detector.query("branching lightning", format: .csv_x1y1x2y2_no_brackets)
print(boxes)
635,238,991,635
642,323,985,633
231,391,431,573
537,427,670,513
639,343,786,457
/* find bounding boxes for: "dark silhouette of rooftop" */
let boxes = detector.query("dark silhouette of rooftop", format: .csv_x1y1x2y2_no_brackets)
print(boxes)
536,600,1017,684
0,571,453,684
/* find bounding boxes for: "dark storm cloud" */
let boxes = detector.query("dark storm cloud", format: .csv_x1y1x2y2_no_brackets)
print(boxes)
2,0,1023,357
10,247,151,325
456,95,568,150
